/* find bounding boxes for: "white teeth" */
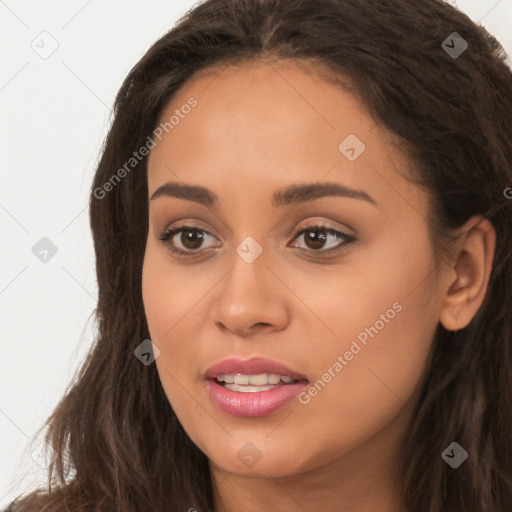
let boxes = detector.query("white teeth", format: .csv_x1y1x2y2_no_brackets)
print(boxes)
248,373,268,385
268,374,280,384
215,373,297,386
233,374,250,385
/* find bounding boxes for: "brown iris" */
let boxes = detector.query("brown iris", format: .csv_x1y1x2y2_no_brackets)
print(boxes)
180,228,205,250
303,229,328,250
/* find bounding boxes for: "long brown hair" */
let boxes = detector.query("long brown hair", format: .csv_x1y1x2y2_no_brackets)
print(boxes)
5,0,512,510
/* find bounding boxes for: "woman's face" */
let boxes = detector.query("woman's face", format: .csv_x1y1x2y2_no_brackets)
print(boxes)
142,59,443,478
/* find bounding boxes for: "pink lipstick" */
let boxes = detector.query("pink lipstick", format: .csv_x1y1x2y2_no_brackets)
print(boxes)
204,357,308,417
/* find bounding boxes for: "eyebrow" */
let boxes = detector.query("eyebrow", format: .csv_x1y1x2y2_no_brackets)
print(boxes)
149,181,377,208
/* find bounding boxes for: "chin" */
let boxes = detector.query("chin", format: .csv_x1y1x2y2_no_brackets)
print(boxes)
201,434,319,478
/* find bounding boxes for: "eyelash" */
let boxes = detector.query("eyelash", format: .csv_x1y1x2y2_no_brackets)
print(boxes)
157,222,356,259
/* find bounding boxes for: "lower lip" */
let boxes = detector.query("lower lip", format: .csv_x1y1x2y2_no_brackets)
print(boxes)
205,379,308,417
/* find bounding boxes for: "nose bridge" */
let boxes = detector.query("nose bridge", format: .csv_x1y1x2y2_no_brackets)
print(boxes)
222,237,270,308
212,236,289,334
222,197,289,296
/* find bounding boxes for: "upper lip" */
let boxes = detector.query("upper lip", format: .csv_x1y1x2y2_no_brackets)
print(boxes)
205,356,308,381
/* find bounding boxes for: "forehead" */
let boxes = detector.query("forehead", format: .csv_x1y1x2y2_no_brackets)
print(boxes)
146,59,423,216
151,58,377,153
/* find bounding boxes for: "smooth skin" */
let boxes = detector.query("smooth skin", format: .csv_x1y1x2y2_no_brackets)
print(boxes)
142,58,495,512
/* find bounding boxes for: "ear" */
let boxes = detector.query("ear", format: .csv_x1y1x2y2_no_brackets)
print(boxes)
439,216,496,331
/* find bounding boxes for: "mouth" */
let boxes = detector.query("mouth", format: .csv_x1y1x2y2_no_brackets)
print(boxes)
204,357,309,417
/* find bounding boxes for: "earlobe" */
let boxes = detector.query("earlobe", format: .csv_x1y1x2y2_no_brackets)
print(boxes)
439,216,496,332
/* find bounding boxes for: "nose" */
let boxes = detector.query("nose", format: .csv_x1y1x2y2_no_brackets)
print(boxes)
211,252,290,337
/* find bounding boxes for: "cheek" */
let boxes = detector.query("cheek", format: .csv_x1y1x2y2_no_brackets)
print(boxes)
269,288,437,475
142,246,190,376
142,249,172,344
141,244,211,408
141,248,198,427
287,238,438,442
142,243,199,343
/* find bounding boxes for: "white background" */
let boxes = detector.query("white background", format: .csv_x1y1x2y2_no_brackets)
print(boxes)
1,0,511,508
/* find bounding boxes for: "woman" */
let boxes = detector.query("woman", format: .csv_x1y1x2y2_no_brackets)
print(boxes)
5,0,512,510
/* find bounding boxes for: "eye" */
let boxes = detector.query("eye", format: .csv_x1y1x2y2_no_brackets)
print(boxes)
288,223,355,257
158,224,220,258
158,222,356,258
